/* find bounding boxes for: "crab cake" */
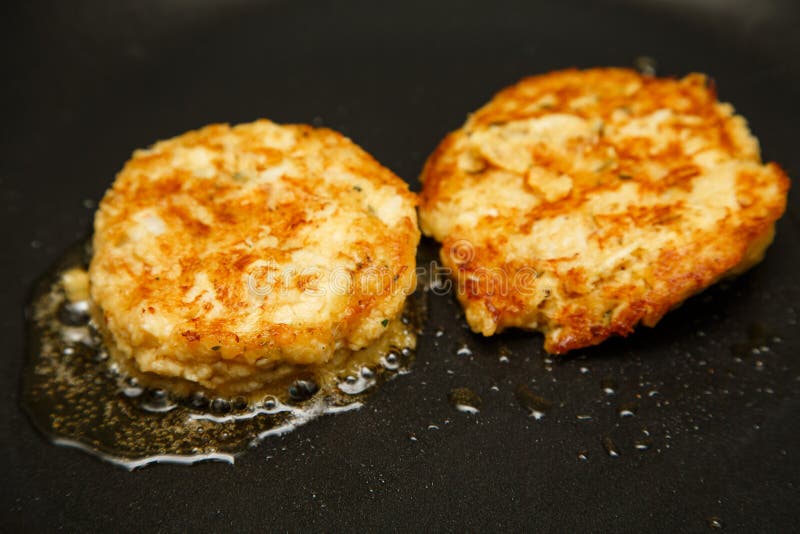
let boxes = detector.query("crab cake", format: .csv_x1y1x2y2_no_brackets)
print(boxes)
419,68,789,354
89,120,419,396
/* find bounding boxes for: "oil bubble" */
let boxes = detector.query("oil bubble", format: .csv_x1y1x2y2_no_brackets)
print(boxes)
515,384,552,420
447,387,481,414
288,380,319,402
602,437,620,458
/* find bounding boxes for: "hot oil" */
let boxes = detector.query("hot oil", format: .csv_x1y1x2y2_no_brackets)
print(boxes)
22,240,424,469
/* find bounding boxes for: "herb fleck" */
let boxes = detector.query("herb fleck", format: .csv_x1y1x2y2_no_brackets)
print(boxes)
381,319,389,327
211,345,221,351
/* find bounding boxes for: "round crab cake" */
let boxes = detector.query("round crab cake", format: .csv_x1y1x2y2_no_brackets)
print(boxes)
89,120,419,397
419,68,789,354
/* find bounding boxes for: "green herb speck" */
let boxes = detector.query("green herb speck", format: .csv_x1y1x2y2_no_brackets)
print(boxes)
381,319,389,327
211,345,221,351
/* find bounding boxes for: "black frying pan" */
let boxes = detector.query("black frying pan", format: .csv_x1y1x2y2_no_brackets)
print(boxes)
3,0,799,530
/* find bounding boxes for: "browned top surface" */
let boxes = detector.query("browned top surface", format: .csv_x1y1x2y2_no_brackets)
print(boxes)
419,68,789,353
90,120,419,375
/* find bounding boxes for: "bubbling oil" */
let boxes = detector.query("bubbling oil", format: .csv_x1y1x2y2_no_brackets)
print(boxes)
22,240,423,469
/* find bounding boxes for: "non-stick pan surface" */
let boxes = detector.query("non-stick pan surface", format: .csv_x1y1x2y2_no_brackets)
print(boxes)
2,0,799,530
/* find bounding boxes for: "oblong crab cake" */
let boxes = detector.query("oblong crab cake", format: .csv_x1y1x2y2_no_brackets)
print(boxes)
419,68,789,353
90,120,419,397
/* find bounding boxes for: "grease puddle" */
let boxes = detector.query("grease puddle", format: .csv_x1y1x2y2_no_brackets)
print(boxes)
22,240,425,469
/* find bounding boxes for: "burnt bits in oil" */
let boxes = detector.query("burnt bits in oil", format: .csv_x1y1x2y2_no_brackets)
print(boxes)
22,240,421,469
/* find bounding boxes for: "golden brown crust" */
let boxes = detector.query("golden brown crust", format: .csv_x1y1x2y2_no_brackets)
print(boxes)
419,68,789,353
89,120,419,393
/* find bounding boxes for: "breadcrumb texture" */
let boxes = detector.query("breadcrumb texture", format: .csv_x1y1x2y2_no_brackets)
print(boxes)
90,120,419,394
419,68,789,353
